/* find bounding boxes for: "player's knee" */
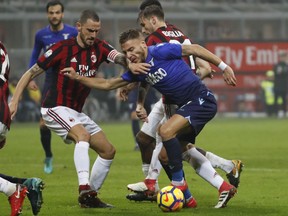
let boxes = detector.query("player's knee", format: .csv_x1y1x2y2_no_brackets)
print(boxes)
136,131,154,148
158,125,173,140
99,144,116,160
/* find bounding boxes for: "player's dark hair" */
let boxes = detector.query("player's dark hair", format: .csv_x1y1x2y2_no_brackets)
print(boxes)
46,0,64,12
119,29,144,45
139,0,162,10
79,10,100,24
139,5,164,21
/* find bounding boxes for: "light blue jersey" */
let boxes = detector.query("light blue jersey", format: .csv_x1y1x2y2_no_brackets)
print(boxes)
122,43,208,106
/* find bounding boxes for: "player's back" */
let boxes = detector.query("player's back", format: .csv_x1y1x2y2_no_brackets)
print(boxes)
146,24,195,70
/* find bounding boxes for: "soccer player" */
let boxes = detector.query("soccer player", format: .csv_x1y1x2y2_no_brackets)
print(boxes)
28,0,78,174
125,85,159,151
60,29,238,208
124,1,243,202
9,10,148,208
0,41,44,216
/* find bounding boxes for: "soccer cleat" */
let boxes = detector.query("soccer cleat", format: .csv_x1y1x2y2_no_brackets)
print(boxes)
127,179,159,194
78,185,113,208
214,181,237,208
184,196,197,208
226,160,243,188
171,180,188,192
171,181,197,208
0,138,6,149
44,157,53,174
126,192,157,202
8,184,28,216
23,178,45,215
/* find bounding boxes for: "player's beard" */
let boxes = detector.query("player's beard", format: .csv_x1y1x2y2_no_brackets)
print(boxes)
49,18,62,30
79,32,94,48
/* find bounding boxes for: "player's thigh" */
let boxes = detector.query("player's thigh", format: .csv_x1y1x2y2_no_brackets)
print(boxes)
141,99,164,138
89,131,115,159
159,114,190,140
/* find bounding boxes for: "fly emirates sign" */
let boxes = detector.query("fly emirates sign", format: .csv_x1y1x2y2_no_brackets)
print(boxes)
206,42,288,72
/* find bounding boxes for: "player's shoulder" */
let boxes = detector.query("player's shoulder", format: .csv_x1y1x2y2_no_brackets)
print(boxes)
93,38,115,50
63,24,78,32
35,25,50,35
94,38,108,45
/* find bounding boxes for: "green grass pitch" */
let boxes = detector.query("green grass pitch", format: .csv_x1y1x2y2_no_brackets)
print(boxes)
0,118,287,215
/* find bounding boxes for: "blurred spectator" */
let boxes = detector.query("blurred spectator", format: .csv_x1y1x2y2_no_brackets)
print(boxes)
260,70,282,117
8,76,40,122
273,52,288,118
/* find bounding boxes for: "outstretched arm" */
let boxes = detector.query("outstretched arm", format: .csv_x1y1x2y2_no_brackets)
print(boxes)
181,44,236,86
61,67,130,90
9,63,44,119
136,82,150,123
114,53,150,75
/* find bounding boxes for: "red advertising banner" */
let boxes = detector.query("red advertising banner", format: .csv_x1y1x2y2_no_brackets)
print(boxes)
206,42,288,72
204,74,265,89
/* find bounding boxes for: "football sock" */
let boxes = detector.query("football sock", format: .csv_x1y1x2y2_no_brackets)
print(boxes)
171,170,184,182
205,151,234,173
0,173,26,184
172,177,193,200
142,163,150,177
40,127,52,158
163,138,183,174
187,148,224,189
90,156,113,192
74,141,90,186
146,139,163,180
160,162,172,180
0,177,16,196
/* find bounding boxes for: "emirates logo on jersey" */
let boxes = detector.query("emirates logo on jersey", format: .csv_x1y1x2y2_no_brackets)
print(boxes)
91,54,97,63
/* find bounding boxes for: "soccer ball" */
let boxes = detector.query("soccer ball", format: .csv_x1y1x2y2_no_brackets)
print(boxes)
157,186,184,212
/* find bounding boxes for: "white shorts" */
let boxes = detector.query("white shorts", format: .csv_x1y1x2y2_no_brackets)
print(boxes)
0,122,8,142
41,106,101,144
141,99,164,138
141,98,178,139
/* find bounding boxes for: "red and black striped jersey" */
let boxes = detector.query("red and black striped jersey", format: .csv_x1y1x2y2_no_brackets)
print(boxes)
37,37,119,112
0,41,11,129
145,24,196,70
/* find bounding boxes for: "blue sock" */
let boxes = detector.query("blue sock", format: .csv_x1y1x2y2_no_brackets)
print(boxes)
172,170,183,182
162,138,183,176
183,188,193,200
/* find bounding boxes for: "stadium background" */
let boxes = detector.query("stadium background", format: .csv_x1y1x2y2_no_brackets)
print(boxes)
1,0,288,120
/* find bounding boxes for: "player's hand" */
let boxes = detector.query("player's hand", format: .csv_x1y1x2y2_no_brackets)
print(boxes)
136,104,148,123
27,80,39,90
60,67,79,80
222,66,237,86
8,100,18,120
129,62,150,75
